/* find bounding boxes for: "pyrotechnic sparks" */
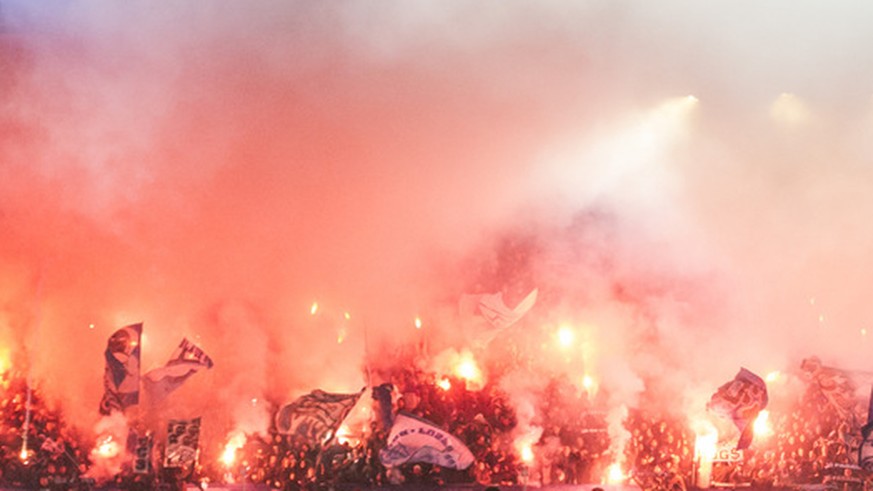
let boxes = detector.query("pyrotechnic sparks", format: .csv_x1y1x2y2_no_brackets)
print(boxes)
337,327,347,344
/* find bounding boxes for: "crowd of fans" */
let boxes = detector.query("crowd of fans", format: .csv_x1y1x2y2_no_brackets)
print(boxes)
0,366,91,490
0,358,869,491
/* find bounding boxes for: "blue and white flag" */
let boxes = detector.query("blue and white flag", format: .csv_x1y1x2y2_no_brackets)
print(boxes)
144,338,214,401
379,412,475,470
99,323,142,415
275,389,363,445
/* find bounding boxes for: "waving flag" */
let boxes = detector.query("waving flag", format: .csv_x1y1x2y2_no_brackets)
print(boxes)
801,356,860,419
379,412,474,470
707,368,768,450
99,323,142,415
275,389,363,445
144,338,214,401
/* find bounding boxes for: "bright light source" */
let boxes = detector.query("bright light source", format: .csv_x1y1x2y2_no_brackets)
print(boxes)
753,410,773,438
437,377,451,391
414,317,422,329
765,371,780,383
557,325,575,348
606,463,625,484
520,444,534,463
222,432,246,467
310,302,318,315
770,92,810,126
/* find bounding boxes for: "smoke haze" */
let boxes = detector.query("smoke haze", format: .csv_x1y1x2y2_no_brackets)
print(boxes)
3,0,873,454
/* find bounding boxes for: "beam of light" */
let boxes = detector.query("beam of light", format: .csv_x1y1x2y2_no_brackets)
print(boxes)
606,463,625,484
753,410,773,438
221,431,246,467
770,92,810,127
310,302,319,315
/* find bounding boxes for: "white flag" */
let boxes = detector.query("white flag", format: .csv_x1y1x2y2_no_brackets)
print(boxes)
144,338,213,401
379,413,474,470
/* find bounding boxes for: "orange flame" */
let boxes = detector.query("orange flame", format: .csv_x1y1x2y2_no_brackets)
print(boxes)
606,463,625,484
221,432,246,467
437,377,451,391
96,435,120,459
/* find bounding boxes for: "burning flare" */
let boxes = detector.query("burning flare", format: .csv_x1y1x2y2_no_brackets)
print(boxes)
221,431,247,467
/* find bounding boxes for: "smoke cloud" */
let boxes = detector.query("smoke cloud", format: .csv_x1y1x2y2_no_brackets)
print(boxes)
4,0,873,461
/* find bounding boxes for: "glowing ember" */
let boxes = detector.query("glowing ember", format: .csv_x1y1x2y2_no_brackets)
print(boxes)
310,302,318,315
606,463,625,484
19,446,28,463
221,432,247,467
414,317,422,329
556,325,575,348
337,327,347,344
343,312,351,320
437,377,451,391
753,409,773,438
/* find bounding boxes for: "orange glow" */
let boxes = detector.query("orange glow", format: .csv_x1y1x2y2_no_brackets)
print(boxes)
221,432,246,467
520,444,534,464
556,325,575,348
19,446,29,463
96,435,120,459
310,302,319,315
606,463,625,484
414,317,422,329
753,410,773,438
437,377,451,391
0,348,9,375
694,423,718,460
